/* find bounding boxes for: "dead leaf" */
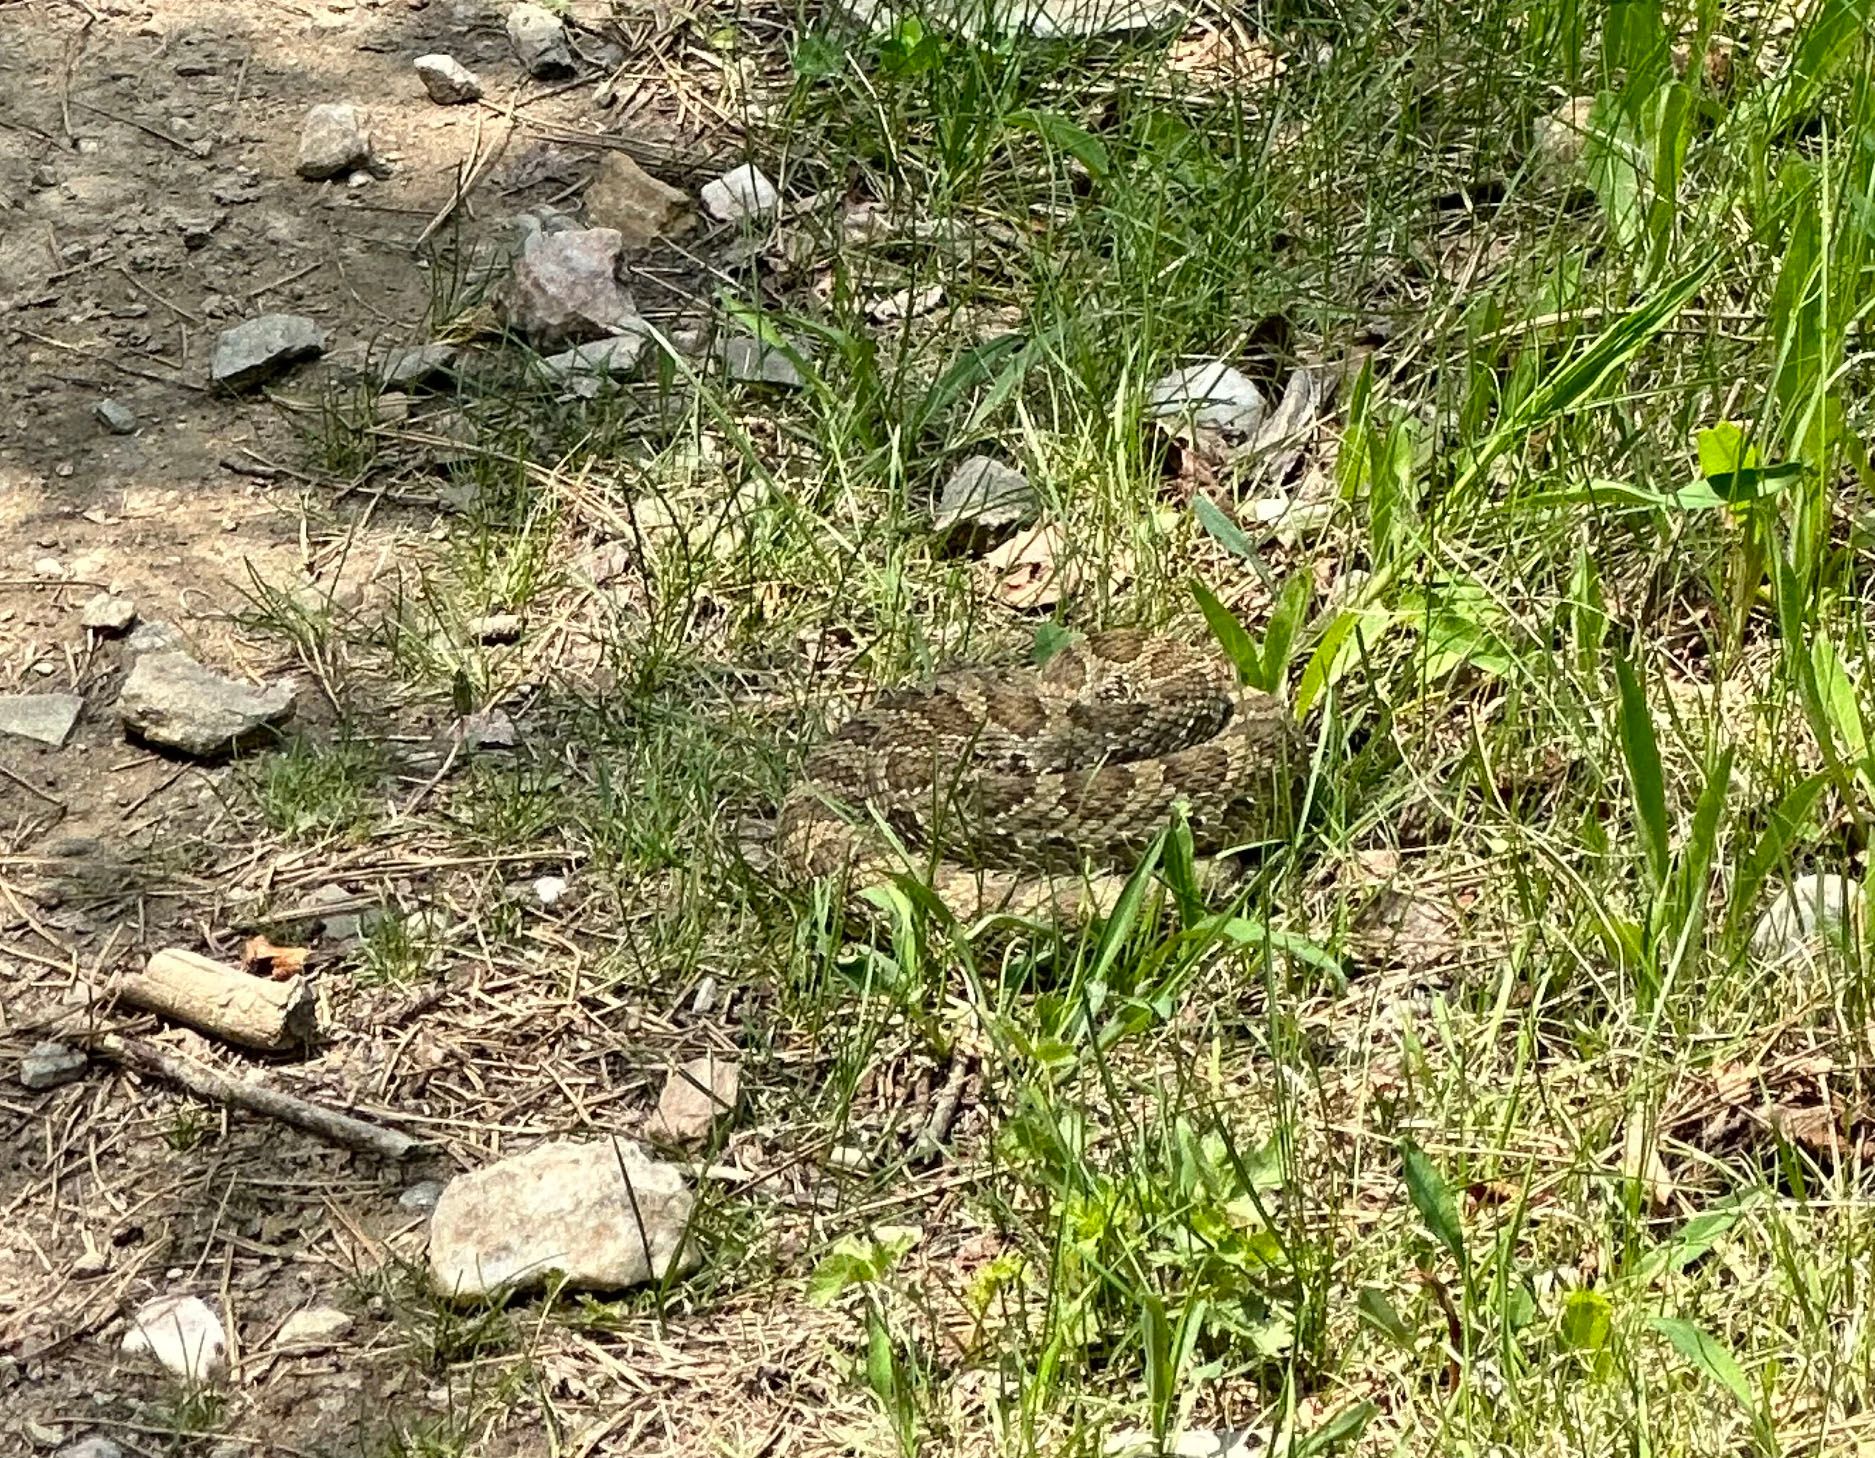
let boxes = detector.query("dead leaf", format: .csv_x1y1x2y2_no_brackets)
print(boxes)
242,936,310,981
978,520,1133,611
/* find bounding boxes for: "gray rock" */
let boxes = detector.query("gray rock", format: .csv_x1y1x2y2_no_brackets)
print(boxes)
503,228,635,349
933,456,1038,546
299,884,368,944
276,1305,353,1351
126,619,185,655
116,652,295,757
94,399,138,435
20,1041,87,1091
459,709,516,750
414,54,483,104
506,3,574,77
122,1294,227,1381
467,613,523,644
699,163,777,223
54,1438,122,1458
718,334,806,388
399,1179,445,1212
211,314,327,392
1751,873,1863,964
80,592,137,635
647,1054,739,1143
0,692,83,747
1145,362,1267,435
379,342,458,390
540,329,651,394
429,1138,697,1299
296,103,372,180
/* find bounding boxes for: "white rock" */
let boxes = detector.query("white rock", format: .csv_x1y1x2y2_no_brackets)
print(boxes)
399,1180,444,1212
275,1306,354,1351
429,1138,697,1299
126,620,185,655
54,1437,122,1458
1751,873,1863,964
532,875,568,906
0,692,84,747
1145,361,1268,435
122,1294,226,1381
81,592,137,634
700,163,778,223
414,54,483,104
296,103,372,181
20,1041,87,1091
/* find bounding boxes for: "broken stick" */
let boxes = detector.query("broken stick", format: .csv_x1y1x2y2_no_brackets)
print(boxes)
92,1034,425,1160
115,948,318,1052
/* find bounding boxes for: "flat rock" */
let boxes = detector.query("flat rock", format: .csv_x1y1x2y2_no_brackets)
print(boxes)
81,592,137,634
429,1138,697,1299
647,1054,739,1143
117,652,295,757
54,1439,122,1458
414,53,483,104
297,103,372,180
459,708,516,750
211,314,327,392
94,399,137,435
276,1306,354,1351
541,329,652,395
0,692,83,747
503,228,636,349
399,1179,444,1212
122,1294,227,1381
379,342,458,390
718,334,806,387
506,3,574,77
700,163,778,223
933,456,1038,547
1145,362,1267,435
20,1041,87,1091
1751,873,1863,964
126,619,185,655
583,152,694,249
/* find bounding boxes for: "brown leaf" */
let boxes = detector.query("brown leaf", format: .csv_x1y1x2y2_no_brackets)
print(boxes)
242,935,310,981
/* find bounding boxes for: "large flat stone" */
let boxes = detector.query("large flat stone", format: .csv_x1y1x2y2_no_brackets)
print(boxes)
0,692,83,747
116,652,294,757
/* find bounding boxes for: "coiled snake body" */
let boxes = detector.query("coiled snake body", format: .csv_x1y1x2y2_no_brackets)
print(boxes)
777,630,1299,922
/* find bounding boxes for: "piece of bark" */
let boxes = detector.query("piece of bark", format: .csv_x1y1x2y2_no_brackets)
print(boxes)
92,1034,424,1160
114,948,319,1051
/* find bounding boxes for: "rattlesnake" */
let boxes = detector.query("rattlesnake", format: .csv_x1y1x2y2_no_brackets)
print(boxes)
776,630,1300,923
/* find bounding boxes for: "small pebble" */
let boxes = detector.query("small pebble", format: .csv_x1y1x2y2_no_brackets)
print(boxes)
94,400,138,435
80,592,137,635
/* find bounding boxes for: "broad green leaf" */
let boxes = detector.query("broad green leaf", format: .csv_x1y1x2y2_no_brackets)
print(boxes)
1728,773,1828,938
1649,1315,1754,1411
1810,638,1868,765
1559,1288,1613,1353
1400,1139,1466,1268
1697,422,1762,480
1615,656,1670,888
1297,605,1395,716
1192,579,1261,685
1257,572,1313,694
1356,1286,1417,1350
1194,492,1256,559
1292,1401,1377,1457
1004,108,1110,178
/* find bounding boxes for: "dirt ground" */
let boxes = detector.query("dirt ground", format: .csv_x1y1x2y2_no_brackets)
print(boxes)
0,2,808,1452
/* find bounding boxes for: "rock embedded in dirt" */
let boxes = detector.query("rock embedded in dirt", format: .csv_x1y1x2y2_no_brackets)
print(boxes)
583,152,694,248
414,53,483,104
540,329,652,395
700,162,778,222
506,3,575,77
1751,873,1863,964
116,652,295,757
429,1137,697,1299
19,1040,87,1091
94,399,138,435
276,1306,354,1351
296,103,373,180
80,592,137,635
399,1179,445,1212
0,692,83,747
459,708,516,750
933,456,1039,548
718,333,806,387
647,1054,740,1143
1145,361,1267,435
126,619,185,655
122,1294,227,1381
211,314,327,392
502,227,637,348
378,341,458,390
54,1438,122,1458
